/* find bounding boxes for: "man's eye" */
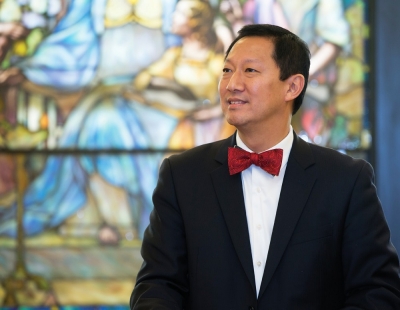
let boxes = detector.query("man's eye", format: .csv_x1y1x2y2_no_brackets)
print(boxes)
222,68,231,73
245,68,257,72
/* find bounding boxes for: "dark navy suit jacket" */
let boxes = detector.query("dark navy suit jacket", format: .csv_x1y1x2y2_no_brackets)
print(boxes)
130,131,400,309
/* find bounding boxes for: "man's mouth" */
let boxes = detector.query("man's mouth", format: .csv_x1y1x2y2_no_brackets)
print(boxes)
228,99,247,105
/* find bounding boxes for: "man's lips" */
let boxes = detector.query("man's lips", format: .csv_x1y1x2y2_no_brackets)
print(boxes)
227,98,247,104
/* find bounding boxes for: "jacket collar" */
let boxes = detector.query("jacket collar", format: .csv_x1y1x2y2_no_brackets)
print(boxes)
211,130,316,296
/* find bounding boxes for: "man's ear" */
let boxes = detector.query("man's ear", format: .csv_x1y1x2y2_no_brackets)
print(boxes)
284,74,305,102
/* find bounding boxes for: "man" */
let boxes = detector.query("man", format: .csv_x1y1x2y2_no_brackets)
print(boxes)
130,24,400,309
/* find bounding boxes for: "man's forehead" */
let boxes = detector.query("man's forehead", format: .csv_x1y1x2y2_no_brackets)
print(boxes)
224,57,264,64
225,37,275,62
228,36,273,53
236,36,273,46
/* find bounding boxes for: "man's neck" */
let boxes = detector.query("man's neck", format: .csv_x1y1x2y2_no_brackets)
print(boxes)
237,123,291,153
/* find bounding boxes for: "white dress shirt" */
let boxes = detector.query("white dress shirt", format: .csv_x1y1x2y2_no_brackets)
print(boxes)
236,127,293,297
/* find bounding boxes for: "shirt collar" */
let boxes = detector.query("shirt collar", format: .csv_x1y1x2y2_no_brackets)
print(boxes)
235,126,293,169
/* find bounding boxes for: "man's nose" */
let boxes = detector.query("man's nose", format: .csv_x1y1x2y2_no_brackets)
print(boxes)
226,71,244,92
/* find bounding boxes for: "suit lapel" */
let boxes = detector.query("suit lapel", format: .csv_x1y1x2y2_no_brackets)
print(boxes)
259,132,317,297
210,134,256,293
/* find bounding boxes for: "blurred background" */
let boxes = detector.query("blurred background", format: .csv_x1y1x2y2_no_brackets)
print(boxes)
0,0,398,307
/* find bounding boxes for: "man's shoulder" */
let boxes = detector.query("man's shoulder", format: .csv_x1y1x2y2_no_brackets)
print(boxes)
306,142,371,174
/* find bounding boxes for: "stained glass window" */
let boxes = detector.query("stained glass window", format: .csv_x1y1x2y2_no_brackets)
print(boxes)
0,0,370,306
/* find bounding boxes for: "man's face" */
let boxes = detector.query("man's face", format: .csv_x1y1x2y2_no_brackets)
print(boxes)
219,36,291,132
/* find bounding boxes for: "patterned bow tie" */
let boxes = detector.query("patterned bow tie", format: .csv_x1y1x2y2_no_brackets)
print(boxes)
228,147,283,176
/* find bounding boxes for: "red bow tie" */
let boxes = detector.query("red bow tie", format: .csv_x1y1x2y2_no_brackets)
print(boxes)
228,147,283,176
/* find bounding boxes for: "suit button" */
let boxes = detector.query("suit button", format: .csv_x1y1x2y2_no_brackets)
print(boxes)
248,307,255,310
